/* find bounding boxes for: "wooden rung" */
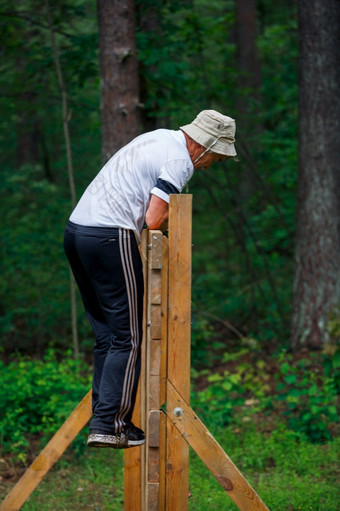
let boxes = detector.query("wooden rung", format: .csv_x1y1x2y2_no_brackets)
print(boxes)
149,339,161,376
148,410,161,448
147,482,160,511
149,232,163,269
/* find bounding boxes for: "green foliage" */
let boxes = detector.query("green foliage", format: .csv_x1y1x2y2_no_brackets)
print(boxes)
0,0,299,354
0,1,100,354
275,352,339,442
322,345,340,393
0,347,338,509
0,164,77,352
0,351,91,462
189,425,340,511
192,347,339,443
190,316,218,365
0,3,338,506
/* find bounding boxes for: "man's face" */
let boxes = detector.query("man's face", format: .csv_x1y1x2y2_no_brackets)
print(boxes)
194,151,228,170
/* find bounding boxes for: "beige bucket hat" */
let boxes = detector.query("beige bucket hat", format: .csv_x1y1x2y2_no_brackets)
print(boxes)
180,109,237,157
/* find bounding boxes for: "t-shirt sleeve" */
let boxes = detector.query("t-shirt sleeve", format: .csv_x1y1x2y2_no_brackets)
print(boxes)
150,159,194,203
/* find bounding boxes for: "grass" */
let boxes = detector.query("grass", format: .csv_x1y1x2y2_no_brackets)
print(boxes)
1,346,339,509
1,419,339,511
188,422,340,511
1,440,125,511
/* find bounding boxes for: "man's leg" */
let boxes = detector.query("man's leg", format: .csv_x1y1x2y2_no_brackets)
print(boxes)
86,229,144,434
65,224,144,435
64,223,144,447
64,225,112,413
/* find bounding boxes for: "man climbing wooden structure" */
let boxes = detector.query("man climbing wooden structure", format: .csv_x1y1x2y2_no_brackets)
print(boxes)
124,194,270,511
0,195,270,511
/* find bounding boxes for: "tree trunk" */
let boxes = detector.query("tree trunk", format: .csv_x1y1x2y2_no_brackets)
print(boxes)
234,0,262,199
137,1,163,132
97,0,140,163
235,0,261,108
46,0,79,358
291,0,340,349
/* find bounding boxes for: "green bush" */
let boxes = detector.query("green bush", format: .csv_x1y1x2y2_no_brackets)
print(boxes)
275,352,339,442
192,347,339,443
0,350,91,461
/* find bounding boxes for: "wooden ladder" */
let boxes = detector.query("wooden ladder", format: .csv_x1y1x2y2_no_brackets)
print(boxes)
0,195,270,511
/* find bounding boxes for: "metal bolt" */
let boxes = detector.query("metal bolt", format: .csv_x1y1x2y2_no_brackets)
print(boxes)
147,244,152,250
146,321,151,327
174,407,183,417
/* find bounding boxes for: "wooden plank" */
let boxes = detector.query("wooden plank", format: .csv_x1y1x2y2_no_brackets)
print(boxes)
160,236,169,407
149,232,163,269
148,410,160,448
149,375,161,410
148,447,160,482
150,271,162,304
166,194,192,511
147,483,160,511
159,236,168,511
123,378,142,510
149,339,161,376
124,444,143,511
143,230,152,511
141,229,151,511
150,304,162,339
145,230,164,511
167,381,270,511
124,228,148,511
167,194,192,401
0,390,92,511
165,417,189,511
158,411,167,511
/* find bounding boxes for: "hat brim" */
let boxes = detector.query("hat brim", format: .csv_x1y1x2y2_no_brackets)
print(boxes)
181,124,237,157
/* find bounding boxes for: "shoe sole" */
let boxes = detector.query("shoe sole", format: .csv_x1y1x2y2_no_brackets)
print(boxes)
87,433,145,449
87,433,128,449
128,439,145,446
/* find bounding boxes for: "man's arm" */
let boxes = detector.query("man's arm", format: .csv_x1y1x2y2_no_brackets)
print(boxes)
145,194,169,231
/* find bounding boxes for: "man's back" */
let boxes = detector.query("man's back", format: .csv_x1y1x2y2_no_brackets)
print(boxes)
70,129,193,237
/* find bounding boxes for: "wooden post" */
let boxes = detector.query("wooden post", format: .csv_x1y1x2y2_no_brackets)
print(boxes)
124,229,168,511
123,229,149,511
125,194,193,511
165,194,192,511
158,235,169,511
145,230,165,511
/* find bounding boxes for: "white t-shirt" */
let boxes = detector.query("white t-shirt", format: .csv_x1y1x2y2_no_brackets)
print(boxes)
69,129,193,238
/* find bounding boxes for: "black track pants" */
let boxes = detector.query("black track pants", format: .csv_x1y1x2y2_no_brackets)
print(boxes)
64,221,144,433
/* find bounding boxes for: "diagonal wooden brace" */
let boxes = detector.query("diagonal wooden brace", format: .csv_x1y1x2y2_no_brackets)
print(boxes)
167,381,270,511
0,391,92,511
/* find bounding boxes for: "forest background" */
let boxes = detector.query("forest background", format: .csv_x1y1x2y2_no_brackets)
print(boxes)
0,1,339,510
